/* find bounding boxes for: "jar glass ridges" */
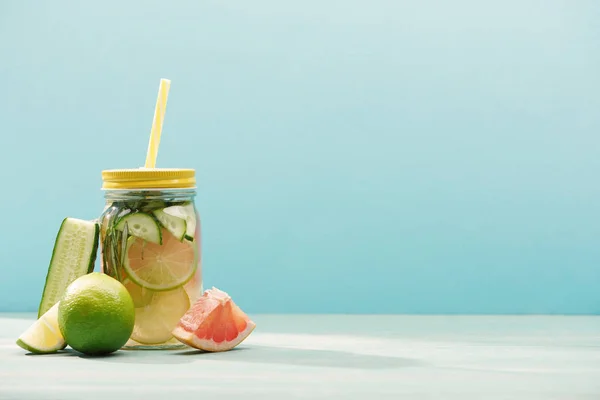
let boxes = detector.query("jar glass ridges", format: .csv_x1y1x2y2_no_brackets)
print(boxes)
100,170,201,349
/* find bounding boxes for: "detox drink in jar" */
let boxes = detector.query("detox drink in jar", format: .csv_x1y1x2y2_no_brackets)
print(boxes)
99,169,201,349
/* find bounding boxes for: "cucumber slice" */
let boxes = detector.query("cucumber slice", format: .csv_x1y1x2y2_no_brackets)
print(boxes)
162,203,197,240
153,209,187,241
38,218,99,318
116,213,162,244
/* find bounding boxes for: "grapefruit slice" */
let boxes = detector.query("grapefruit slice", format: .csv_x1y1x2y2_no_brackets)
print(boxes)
124,227,196,291
172,287,256,352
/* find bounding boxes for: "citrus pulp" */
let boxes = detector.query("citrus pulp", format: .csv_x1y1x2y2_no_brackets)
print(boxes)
172,287,255,352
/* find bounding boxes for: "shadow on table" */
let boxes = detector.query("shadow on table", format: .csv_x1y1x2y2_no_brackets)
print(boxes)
177,345,423,370
25,346,421,369
25,348,196,365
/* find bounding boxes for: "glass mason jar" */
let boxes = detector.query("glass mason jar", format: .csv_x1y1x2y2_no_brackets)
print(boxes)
99,169,202,349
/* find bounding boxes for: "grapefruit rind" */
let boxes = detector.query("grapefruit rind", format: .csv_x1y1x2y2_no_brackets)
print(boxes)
171,287,256,352
172,321,255,352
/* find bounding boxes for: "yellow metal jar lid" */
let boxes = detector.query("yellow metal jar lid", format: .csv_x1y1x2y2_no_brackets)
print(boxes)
102,168,196,190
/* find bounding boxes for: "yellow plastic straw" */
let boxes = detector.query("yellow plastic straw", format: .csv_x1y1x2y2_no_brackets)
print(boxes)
144,78,171,168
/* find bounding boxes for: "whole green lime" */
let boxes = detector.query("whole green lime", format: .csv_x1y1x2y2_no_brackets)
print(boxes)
58,272,135,355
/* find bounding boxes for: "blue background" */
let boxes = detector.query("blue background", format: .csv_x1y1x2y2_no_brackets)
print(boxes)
1,0,599,314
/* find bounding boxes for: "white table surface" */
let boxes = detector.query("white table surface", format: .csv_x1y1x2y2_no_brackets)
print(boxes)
1,314,600,399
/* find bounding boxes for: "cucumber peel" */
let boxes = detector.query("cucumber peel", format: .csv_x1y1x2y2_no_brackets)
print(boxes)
37,218,99,318
153,209,187,241
162,204,196,240
116,213,162,244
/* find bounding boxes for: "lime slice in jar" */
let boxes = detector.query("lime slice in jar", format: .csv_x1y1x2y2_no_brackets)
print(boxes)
123,227,197,291
131,287,190,345
122,276,154,308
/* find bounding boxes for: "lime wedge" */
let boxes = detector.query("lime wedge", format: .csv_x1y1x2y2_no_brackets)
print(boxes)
16,303,65,354
122,275,154,308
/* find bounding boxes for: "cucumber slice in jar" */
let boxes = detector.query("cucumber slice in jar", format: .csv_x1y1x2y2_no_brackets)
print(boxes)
38,218,99,318
153,209,187,241
162,203,197,240
115,213,162,244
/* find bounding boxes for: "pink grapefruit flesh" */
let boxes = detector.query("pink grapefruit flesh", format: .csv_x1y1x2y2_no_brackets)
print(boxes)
172,287,255,352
